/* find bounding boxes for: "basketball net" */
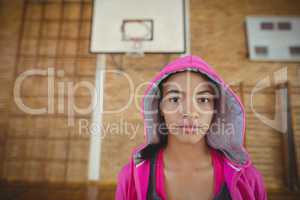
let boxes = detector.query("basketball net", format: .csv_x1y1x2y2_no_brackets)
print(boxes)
125,37,145,57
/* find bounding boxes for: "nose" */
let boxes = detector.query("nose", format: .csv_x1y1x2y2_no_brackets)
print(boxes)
181,98,199,119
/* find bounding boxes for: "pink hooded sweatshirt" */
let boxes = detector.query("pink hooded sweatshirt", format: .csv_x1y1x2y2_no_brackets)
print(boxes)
115,55,268,200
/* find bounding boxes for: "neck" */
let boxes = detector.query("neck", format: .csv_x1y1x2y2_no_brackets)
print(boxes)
163,136,212,170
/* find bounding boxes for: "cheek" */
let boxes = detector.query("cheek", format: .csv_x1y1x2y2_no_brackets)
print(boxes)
162,111,179,124
161,111,181,132
195,102,214,113
161,104,180,115
201,112,214,125
161,103,180,121
197,103,215,121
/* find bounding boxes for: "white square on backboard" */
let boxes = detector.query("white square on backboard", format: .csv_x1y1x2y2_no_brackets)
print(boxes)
90,0,186,54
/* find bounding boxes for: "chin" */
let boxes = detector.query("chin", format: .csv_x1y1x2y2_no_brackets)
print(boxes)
175,134,206,145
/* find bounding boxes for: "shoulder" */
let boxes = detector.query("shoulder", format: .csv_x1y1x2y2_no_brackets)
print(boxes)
117,143,149,181
115,144,147,200
117,162,131,182
216,150,268,200
115,144,152,200
240,164,268,200
115,161,136,200
213,148,265,186
243,164,265,187
241,163,263,182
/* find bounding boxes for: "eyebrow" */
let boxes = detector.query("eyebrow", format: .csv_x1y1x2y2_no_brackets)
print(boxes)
165,89,181,95
196,90,214,95
165,89,214,95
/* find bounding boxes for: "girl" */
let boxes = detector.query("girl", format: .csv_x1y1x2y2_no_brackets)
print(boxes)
115,55,267,200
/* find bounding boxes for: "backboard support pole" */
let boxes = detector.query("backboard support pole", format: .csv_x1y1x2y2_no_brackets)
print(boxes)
88,54,106,181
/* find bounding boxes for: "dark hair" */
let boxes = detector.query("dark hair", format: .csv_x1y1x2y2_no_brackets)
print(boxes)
139,79,168,160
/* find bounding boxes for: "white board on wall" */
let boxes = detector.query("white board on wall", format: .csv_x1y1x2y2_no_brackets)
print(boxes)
90,0,187,54
246,16,300,62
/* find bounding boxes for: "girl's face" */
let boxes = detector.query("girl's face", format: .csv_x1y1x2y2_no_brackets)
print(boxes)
159,71,216,144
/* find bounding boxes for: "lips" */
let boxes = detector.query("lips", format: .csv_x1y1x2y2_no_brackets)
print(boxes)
177,125,201,134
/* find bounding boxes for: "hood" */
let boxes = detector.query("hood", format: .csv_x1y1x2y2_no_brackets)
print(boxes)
139,55,250,167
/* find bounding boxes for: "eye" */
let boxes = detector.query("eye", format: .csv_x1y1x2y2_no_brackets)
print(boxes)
168,96,180,103
197,97,211,104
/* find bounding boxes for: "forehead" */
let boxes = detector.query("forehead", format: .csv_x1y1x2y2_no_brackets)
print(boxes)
162,71,212,90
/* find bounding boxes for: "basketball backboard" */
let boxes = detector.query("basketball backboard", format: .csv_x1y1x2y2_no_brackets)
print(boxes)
90,0,187,54
246,16,300,61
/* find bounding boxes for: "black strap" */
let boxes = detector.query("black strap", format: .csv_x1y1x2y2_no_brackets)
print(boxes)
147,150,162,200
213,183,232,200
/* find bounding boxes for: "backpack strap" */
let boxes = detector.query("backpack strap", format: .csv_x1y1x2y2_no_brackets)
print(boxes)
213,183,232,200
147,150,162,200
